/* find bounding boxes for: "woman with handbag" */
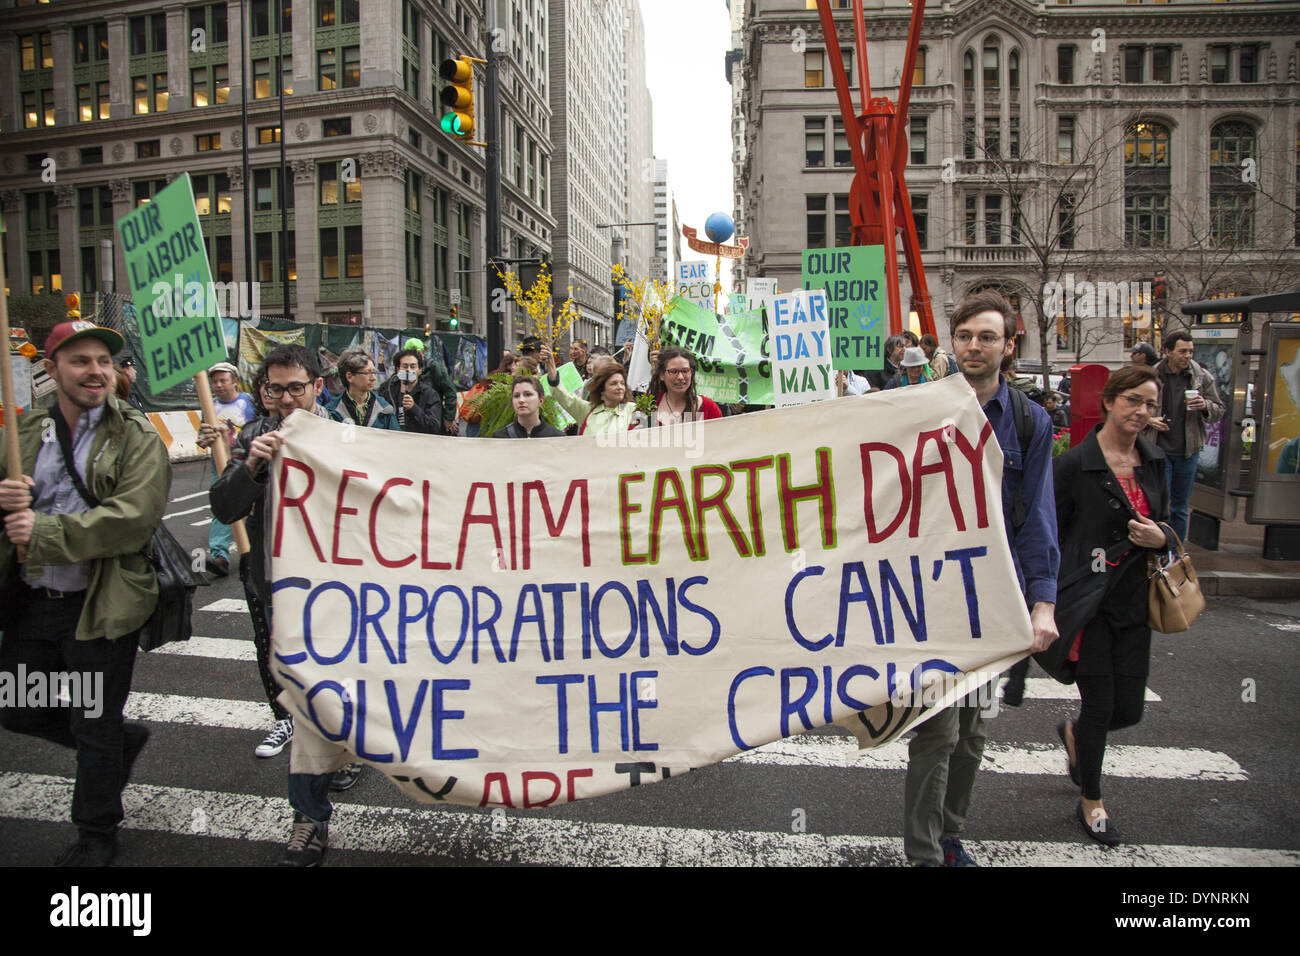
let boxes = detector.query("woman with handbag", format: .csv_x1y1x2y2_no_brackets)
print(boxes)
1047,364,1175,847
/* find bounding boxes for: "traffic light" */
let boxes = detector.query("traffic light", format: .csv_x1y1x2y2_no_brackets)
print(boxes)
65,293,81,319
438,57,476,139
449,305,459,329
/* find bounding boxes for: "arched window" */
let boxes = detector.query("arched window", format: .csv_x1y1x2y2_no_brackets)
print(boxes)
983,44,1000,89
1124,122,1171,247
1210,120,1256,247
963,50,975,89
1009,50,1020,89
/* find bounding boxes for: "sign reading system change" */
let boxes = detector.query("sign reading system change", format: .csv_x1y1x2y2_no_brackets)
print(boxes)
116,174,226,392
270,375,1032,809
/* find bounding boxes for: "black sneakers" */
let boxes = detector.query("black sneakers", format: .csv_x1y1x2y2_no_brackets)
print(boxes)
279,813,328,866
329,762,363,792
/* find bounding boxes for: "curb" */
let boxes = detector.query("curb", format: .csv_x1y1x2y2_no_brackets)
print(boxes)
1200,570,1300,599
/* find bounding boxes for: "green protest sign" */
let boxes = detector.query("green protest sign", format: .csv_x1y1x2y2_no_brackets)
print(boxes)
662,296,772,405
541,361,585,428
802,245,887,372
116,174,225,393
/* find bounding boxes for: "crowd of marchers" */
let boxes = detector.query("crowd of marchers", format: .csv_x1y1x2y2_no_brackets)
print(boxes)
0,288,1222,867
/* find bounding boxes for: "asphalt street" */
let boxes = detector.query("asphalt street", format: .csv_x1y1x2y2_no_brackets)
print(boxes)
1,460,1297,867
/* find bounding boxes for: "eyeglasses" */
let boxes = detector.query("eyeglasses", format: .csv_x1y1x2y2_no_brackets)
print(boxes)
356,369,378,377
1118,393,1160,413
263,381,312,398
952,331,1004,347
665,368,692,377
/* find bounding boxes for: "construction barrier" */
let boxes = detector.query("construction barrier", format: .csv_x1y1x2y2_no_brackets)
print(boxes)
147,410,206,462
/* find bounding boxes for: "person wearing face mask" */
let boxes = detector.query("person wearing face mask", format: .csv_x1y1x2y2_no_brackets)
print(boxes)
491,376,566,438
377,349,441,434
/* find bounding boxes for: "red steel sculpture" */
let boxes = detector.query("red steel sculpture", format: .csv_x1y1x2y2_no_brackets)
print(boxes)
813,0,935,339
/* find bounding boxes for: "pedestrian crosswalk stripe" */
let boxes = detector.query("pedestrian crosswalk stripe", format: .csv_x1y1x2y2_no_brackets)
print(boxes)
168,491,209,504
127,692,268,732
0,772,1291,867
198,598,249,613
191,518,213,527
163,505,210,520
1007,678,1161,703
152,637,257,662
119,691,1245,781
736,737,1247,781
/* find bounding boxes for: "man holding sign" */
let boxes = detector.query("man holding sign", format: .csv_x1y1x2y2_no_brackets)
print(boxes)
901,291,1059,867
0,321,169,866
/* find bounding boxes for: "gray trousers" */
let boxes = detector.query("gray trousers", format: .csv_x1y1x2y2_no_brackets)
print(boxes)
903,703,988,865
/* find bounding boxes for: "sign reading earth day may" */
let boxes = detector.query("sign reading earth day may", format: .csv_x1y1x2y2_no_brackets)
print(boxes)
116,173,226,393
802,246,887,372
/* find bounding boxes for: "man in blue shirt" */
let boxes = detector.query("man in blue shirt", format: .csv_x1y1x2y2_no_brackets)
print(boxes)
902,290,1060,866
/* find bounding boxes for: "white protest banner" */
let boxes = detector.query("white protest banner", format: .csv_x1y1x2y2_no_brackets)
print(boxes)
676,261,714,311
269,374,1031,809
746,277,779,320
770,290,832,408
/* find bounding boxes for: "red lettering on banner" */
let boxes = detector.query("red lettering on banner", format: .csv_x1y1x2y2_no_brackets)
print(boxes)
331,469,368,566
729,456,775,556
274,457,325,561
910,427,965,537
618,474,649,565
950,421,994,530
691,464,750,559
566,768,594,802
420,480,451,570
860,443,910,543
479,772,514,808
522,479,592,569
370,476,416,568
777,449,835,552
456,482,504,570
521,771,562,808
649,469,697,562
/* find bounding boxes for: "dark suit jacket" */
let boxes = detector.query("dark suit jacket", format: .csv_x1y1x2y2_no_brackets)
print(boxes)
1036,425,1175,680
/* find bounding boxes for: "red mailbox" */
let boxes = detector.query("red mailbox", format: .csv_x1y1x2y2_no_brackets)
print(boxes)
1068,363,1110,448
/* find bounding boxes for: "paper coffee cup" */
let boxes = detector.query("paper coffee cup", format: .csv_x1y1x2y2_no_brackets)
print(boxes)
1185,389,1199,403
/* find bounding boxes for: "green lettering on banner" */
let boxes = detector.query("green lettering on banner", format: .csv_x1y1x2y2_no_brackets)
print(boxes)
801,245,887,372
661,296,772,405
116,174,225,393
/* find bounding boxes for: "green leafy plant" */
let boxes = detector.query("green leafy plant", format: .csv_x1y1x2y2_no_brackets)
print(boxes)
465,373,568,437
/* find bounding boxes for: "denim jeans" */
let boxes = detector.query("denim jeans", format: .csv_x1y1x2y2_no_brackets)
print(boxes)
207,470,232,561
0,589,140,838
288,769,334,824
1165,452,1199,541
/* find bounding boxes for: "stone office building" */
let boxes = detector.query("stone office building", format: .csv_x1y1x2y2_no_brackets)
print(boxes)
732,0,1300,366
1,0,555,338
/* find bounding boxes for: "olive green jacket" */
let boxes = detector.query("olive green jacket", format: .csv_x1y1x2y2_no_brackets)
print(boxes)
0,395,170,640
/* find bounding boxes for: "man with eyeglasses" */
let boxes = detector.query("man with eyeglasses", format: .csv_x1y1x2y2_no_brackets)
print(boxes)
1148,330,1224,540
209,344,359,865
900,290,1060,867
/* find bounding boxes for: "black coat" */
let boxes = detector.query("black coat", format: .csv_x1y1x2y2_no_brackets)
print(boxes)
378,378,442,434
1035,425,1175,681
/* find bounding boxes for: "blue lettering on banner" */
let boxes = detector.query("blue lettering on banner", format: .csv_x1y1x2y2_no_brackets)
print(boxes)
537,673,584,753
431,679,478,760
386,678,428,761
943,547,988,638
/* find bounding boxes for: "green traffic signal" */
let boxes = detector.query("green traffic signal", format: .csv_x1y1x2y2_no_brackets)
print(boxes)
438,57,475,139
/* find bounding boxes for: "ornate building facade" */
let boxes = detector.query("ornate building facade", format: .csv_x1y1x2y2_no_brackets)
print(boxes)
732,0,1300,367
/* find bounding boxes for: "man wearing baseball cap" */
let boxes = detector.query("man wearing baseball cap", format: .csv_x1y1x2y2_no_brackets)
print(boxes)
195,361,256,577
0,320,170,866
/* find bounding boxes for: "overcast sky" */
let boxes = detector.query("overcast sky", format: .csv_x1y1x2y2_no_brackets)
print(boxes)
641,0,736,285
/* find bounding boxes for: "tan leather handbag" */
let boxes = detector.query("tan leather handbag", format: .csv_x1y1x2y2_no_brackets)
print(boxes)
1147,524,1205,633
